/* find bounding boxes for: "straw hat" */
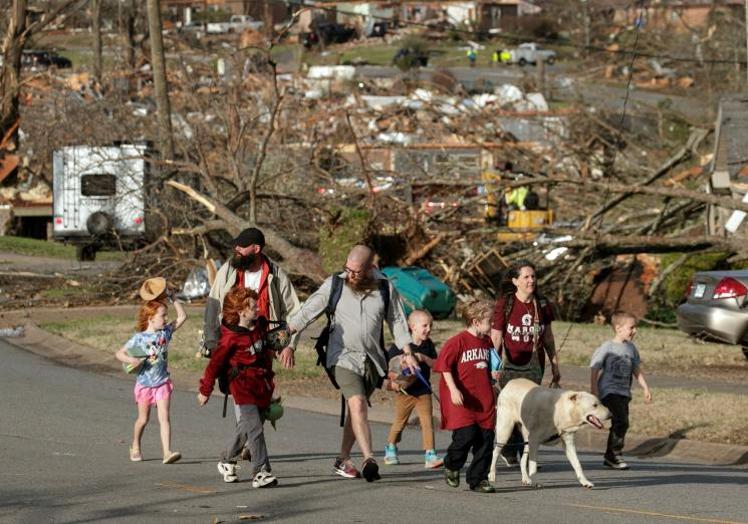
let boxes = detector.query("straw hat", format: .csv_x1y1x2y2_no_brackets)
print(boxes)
139,277,167,301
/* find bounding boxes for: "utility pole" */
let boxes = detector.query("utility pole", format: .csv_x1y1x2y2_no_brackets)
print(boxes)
92,0,102,84
146,0,174,160
582,0,590,57
745,0,748,88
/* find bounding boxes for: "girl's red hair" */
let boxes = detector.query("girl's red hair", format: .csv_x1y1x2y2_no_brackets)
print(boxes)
222,287,258,326
136,299,167,331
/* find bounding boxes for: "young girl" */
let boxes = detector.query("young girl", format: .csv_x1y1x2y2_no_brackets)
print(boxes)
434,299,496,494
115,296,187,464
197,287,278,488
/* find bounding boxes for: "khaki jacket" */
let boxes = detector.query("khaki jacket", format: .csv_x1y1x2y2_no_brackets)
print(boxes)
202,256,301,351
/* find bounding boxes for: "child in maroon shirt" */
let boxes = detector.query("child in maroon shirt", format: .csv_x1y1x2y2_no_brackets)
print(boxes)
197,287,278,488
434,299,496,493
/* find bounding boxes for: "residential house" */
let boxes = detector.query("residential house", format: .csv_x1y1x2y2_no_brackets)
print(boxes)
607,0,743,31
707,95,748,237
399,1,541,31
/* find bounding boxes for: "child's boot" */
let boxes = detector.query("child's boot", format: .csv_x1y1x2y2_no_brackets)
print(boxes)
384,443,399,465
424,449,443,469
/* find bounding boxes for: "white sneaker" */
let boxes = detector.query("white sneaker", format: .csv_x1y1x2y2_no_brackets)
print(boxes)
217,461,239,483
252,469,278,488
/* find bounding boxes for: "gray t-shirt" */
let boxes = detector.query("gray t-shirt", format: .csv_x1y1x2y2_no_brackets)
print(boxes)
589,340,641,399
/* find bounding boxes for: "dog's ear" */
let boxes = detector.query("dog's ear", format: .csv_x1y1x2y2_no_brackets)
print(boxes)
569,393,578,402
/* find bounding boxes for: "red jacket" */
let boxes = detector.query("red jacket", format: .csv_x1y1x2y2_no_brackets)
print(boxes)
199,318,274,408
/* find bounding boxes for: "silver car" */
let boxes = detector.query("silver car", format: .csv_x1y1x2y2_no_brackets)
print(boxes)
676,270,748,360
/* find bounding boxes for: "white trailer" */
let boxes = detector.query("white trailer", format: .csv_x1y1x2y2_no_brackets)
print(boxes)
52,144,151,261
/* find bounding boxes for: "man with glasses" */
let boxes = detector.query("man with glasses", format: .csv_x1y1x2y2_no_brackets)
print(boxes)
288,245,417,482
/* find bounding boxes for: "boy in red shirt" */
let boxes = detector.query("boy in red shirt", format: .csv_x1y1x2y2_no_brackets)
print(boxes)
434,299,496,493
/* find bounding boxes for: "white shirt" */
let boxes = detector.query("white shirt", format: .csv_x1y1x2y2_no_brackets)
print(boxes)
243,269,262,292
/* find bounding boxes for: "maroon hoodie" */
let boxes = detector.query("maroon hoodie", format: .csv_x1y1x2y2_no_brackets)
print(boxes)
199,318,274,408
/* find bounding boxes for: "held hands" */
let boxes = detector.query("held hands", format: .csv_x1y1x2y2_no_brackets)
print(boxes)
401,346,419,372
449,388,464,407
197,393,209,406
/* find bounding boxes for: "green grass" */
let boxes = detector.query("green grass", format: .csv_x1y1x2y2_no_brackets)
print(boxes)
0,236,125,261
40,286,91,299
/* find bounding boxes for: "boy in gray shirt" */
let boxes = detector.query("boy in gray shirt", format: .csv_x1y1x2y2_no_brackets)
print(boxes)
590,311,652,470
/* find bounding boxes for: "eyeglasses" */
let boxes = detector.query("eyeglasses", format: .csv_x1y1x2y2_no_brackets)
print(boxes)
344,265,368,277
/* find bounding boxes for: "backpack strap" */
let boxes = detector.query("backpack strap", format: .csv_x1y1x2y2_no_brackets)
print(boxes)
378,278,390,356
325,274,345,326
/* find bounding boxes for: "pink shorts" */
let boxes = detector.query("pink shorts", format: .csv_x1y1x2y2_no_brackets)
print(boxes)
134,379,174,405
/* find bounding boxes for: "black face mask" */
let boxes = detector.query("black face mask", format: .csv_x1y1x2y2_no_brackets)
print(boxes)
231,252,258,270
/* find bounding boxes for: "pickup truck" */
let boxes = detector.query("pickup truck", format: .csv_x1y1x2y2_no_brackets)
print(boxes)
507,43,556,66
206,15,262,34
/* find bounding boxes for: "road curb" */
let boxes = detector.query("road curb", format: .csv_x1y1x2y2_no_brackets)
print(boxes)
3,321,747,468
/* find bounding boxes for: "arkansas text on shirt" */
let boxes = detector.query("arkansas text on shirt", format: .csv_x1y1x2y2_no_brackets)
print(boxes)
492,296,554,367
434,330,496,431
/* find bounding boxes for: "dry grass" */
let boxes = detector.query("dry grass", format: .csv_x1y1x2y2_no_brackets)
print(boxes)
39,312,748,445
628,387,748,446
553,321,747,381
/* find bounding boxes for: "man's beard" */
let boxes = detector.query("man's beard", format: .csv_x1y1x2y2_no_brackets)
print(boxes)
231,252,258,270
346,273,378,294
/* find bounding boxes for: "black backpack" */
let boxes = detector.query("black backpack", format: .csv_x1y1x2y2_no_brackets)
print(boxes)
314,274,391,425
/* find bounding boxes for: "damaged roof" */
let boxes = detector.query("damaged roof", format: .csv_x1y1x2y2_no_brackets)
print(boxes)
713,95,748,180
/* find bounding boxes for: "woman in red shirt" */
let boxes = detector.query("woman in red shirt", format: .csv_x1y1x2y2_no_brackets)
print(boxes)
490,260,560,464
434,299,496,494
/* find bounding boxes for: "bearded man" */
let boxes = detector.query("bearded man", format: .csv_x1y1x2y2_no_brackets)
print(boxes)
202,227,300,368
288,245,417,483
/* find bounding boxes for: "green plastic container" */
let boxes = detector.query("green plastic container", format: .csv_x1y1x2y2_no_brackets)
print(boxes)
382,266,456,320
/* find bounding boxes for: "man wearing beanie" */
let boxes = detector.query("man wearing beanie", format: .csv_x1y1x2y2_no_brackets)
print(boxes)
201,227,300,369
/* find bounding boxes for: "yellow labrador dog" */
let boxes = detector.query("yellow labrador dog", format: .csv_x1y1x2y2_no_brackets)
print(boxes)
488,378,611,488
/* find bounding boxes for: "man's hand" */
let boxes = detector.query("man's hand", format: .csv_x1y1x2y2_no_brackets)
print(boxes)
197,393,209,406
449,388,464,407
278,347,295,369
401,352,419,373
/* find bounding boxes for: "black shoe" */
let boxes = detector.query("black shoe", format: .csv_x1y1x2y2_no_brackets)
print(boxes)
604,455,629,470
470,480,495,493
362,458,381,482
444,468,460,488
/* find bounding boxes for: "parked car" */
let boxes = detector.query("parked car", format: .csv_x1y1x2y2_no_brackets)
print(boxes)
676,269,748,359
506,43,556,66
382,267,456,319
392,47,429,69
206,15,262,34
21,50,72,70
302,22,357,49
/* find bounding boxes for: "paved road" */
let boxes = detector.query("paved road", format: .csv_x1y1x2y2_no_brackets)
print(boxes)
1,339,746,524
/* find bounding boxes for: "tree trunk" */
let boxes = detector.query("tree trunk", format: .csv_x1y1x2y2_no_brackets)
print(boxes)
263,0,274,39
0,0,28,155
165,180,326,281
92,0,103,84
123,0,137,71
145,0,174,160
